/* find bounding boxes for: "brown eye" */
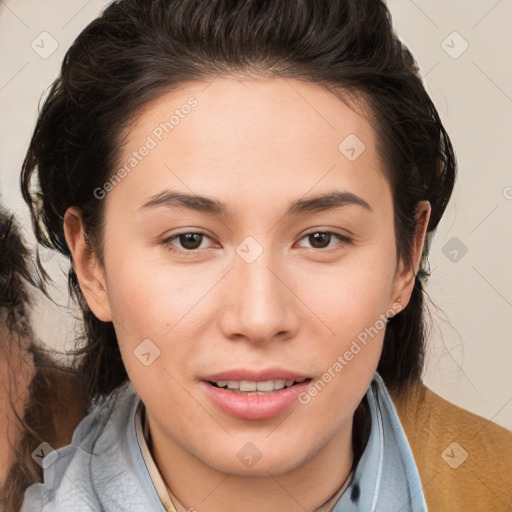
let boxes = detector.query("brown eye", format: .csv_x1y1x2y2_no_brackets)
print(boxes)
297,231,352,251
163,232,213,253
308,232,332,249
178,233,204,250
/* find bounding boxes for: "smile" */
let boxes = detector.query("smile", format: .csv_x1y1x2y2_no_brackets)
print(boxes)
202,378,312,420
211,378,308,395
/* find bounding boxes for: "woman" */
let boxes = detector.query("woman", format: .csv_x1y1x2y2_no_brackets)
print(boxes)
0,208,86,512
16,0,511,510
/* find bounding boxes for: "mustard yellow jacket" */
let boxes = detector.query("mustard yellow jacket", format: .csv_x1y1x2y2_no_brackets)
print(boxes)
390,383,512,512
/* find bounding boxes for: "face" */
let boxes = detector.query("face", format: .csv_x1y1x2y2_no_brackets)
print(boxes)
68,77,428,477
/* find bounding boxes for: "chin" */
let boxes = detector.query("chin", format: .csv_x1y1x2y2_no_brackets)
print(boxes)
198,437,312,477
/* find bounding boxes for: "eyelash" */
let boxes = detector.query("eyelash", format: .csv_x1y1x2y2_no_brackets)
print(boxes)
161,230,352,255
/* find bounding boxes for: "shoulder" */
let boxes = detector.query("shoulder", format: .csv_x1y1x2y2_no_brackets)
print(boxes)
20,383,141,511
389,381,512,512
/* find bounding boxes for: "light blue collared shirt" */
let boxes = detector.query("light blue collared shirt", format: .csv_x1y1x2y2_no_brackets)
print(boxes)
21,372,427,511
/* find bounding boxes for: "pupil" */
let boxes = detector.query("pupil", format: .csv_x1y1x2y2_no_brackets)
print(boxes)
310,232,330,249
180,233,202,250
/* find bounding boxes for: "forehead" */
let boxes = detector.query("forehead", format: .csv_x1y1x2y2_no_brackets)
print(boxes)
129,76,378,157
111,77,389,213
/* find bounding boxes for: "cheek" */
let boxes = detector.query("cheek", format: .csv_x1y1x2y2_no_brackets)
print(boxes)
104,253,208,336
103,261,208,411
290,245,397,398
101,256,202,386
293,268,391,432
295,251,396,339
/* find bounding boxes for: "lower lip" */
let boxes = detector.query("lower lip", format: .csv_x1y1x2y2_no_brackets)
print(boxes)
201,380,311,420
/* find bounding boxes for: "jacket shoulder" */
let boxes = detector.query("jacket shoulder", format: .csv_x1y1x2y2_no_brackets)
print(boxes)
389,382,512,512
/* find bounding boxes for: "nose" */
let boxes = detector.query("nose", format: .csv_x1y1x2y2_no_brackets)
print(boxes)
219,248,300,345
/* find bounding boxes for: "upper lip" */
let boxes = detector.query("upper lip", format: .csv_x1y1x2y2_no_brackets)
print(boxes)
202,368,310,383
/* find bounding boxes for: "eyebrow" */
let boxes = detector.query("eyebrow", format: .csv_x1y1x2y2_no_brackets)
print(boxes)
139,190,372,216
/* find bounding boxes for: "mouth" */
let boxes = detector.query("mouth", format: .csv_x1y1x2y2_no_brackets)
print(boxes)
200,375,313,420
207,377,311,395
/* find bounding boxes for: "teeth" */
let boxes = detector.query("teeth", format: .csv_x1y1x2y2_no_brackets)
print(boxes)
240,381,257,391
215,379,300,391
256,380,275,391
273,379,286,390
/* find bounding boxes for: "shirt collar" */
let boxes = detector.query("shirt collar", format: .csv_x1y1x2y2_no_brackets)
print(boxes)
330,372,427,511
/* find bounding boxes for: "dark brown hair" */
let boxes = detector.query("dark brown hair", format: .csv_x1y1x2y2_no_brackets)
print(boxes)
21,0,455,417
0,208,36,340
0,209,87,511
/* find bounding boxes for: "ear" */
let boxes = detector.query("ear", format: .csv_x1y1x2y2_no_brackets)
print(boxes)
63,207,112,322
389,200,431,311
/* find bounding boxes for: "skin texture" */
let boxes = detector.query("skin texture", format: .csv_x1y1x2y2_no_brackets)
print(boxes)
64,77,430,512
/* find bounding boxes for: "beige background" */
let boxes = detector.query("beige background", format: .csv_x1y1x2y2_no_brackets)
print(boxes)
0,0,511,429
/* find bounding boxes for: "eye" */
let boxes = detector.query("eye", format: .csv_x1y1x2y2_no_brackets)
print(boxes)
162,232,216,253
161,230,351,255
296,231,351,251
